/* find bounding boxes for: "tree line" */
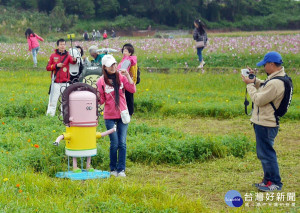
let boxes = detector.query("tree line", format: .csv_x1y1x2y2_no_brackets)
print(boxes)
0,0,299,31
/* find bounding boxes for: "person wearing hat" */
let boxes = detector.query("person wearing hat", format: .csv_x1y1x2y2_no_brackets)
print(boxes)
96,55,136,177
88,45,105,65
242,51,286,192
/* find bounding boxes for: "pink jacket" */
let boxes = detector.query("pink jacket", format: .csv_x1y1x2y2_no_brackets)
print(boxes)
27,34,44,51
117,55,137,72
97,73,136,120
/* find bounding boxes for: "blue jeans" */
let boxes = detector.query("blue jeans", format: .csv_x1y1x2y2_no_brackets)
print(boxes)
197,47,204,62
253,124,282,186
105,119,128,172
32,46,40,64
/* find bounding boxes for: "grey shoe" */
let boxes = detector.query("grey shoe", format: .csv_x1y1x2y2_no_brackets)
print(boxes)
253,182,267,188
253,180,267,188
258,182,282,192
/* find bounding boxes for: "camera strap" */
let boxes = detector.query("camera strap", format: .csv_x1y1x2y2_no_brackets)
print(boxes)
244,88,253,116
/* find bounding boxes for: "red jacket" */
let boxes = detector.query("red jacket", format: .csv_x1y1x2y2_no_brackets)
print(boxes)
27,34,44,51
46,49,76,83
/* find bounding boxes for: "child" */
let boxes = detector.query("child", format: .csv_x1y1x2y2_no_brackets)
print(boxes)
25,28,44,67
117,43,138,116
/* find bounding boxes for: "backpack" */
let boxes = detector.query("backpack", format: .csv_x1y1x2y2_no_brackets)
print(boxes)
129,64,141,85
264,75,293,125
136,67,141,84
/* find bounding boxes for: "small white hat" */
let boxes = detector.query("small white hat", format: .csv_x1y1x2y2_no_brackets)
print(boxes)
102,55,117,67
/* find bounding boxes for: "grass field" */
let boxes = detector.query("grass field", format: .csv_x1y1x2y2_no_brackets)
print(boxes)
0,31,299,212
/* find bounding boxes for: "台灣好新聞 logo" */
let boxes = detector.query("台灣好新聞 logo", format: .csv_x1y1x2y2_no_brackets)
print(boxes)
225,190,243,207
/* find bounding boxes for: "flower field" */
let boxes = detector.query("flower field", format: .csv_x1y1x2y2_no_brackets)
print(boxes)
1,32,299,70
0,32,299,212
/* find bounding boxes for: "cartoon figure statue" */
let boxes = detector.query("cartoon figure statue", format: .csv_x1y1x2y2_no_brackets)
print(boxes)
53,83,115,174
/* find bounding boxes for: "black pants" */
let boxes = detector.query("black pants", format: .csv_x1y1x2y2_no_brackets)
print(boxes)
125,90,134,116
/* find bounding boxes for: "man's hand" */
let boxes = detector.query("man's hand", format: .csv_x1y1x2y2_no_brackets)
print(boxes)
247,66,255,74
242,75,255,84
57,63,63,68
72,57,77,62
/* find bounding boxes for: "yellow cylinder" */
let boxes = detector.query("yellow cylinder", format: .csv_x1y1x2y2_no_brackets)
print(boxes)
64,126,97,157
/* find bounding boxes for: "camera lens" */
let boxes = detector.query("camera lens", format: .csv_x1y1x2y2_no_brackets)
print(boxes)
249,74,255,79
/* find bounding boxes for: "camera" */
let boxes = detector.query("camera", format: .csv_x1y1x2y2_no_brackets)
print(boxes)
241,69,255,79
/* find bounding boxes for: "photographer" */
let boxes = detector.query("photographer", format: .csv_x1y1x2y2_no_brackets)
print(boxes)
241,52,287,192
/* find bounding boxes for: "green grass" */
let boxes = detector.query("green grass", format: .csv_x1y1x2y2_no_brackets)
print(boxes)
0,30,299,212
133,71,300,120
1,70,299,120
0,68,299,212
0,169,205,212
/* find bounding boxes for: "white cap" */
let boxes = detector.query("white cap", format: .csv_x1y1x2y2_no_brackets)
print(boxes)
102,55,117,67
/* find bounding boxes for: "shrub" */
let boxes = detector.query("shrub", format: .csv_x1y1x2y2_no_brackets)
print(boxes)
127,124,255,165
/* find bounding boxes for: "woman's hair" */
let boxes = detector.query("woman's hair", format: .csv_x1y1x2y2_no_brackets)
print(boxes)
121,43,134,55
75,45,84,56
25,28,35,38
102,65,121,107
194,19,205,35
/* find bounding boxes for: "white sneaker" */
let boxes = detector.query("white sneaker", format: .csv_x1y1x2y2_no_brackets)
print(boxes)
117,170,126,177
110,171,118,177
197,61,204,68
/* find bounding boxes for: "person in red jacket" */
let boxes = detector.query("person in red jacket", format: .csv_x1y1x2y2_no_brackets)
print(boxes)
46,39,77,116
103,30,108,40
25,28,44,67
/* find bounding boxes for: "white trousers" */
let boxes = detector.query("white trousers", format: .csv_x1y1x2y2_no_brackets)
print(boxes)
46,82,69,116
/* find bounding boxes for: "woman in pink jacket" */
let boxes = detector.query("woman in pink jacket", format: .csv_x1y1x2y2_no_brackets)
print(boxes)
97,55,136,177
25,28,44,67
